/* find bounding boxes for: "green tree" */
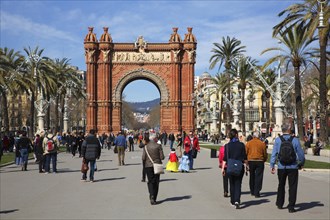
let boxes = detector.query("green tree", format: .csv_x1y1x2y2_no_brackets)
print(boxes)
0,48,25,134
254,67,277,135
262,23,316,140
209,36,246,135
273,0,329,143
211,72,229,134
230,56,258,136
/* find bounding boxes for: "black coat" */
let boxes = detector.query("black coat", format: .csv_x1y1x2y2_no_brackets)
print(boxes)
81,134,101,160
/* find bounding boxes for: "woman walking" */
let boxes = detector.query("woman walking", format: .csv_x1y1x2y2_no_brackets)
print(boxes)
221,129,248,209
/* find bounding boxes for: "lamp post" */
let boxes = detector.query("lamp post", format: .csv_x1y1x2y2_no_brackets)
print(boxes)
317,0,326,28
31,54,49,133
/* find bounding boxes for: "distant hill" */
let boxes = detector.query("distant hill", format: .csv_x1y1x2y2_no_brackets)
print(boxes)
127,98,160,113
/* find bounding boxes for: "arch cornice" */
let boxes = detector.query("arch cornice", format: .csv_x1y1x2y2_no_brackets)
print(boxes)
113,68,170,103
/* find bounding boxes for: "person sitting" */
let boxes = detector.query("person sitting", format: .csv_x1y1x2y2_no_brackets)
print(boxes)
313,139,323,156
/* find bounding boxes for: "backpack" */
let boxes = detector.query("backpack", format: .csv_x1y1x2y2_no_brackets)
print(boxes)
278,136,296,165
46,136,55,151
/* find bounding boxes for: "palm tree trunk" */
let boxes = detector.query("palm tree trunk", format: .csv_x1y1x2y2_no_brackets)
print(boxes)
226,71,231,135
241,89,246,136
54,95,59,133
29,92,35,137
294,66,304,141
218,95,224,134
46,95,50,130
266,98,270,137
1,91,9,135
318,34,328,144
60,95,64,133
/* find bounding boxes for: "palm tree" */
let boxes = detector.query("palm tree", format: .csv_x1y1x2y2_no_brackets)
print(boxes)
209,36,246,135
254,68,277,135
262,23,316,140
44,58,77,132
22,46,46,137
230,56,257,136
273,0,329,143
0,47,25,134
211,72,229,134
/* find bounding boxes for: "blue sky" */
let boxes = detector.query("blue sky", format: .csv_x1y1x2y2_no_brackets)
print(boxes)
1,0,297,102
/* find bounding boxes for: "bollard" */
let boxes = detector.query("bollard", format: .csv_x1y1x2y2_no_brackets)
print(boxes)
210,149,217,158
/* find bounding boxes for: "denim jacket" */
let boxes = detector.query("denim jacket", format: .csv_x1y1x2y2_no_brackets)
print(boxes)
270,134,305,169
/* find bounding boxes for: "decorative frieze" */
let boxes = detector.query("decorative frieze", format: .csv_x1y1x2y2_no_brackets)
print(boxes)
111,51,171,63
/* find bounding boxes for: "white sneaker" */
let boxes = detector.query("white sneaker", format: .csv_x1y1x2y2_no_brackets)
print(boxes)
235,202,240,209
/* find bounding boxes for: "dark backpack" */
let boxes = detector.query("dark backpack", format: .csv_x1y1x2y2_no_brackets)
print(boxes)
278,136,296,165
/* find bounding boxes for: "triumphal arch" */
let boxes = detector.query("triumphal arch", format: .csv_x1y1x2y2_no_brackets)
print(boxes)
84,27,197,134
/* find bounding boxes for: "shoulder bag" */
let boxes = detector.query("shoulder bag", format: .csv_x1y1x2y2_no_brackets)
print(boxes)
145,145,164,174
226,143,243,176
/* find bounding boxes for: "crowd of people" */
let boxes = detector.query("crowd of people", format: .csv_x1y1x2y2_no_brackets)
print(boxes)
0,119,313,212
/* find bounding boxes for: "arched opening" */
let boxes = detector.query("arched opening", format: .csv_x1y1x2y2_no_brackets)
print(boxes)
121,79,160,131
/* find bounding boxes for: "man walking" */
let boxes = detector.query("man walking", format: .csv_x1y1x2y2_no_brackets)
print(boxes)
81,129,101,182
114,131,127,166
270,118,305,213
245,131,268,198
43,129,60,174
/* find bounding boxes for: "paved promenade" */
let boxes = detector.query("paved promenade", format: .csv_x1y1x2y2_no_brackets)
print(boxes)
1,143,329,220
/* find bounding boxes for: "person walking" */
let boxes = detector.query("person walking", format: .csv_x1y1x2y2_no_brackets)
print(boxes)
245,131,268,198
43,129,60,174
142,132,165,205
219,142,229,197
168,133,175,150
139,132,149,182
221,129,248,209
270,118,305,213
34,133,45,173
17,131,33,171
81,129,101,182
114,131,127,166
183,130,200,170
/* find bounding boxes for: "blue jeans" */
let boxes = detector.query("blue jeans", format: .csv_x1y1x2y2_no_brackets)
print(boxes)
20,148,29,166
188,150,194,169
82,159,96,181
169,141,174,150
45,152,57,173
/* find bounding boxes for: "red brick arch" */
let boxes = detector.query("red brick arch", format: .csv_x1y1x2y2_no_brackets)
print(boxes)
84,27,197,134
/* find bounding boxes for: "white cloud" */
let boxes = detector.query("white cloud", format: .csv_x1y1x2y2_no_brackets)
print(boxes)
1,11,79,43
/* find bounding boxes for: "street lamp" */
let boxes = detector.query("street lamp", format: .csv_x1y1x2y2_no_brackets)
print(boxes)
29,54,49,134
317,0,326,28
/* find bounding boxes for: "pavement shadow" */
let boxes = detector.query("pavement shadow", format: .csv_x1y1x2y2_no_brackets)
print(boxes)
97,168,119,171
160,178,178,182
260,191,277,197
158,195,192,204
123,163,141,166
59,169,81,173
296,201,324,211
94,177,126,182
0,209,19,214
193,167,212,170
240,199,270,209
96,159,112,162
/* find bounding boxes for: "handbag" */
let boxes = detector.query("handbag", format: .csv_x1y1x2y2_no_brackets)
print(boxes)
225,144,243,176
81,159,89,173
113,146,118,154
145,145,164,174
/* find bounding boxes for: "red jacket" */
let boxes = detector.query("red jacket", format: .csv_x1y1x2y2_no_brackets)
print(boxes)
184,135,200,153
218,145,227,168
169,152,178,162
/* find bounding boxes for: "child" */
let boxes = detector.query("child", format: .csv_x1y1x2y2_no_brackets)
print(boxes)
178,151,190,173
166,148,179,172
